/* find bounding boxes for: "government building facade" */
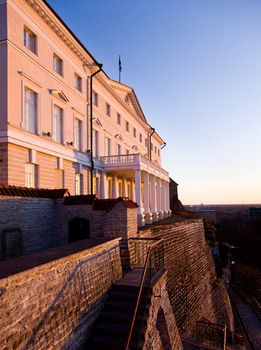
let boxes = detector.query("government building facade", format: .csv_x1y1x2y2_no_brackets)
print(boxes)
0,0,171,225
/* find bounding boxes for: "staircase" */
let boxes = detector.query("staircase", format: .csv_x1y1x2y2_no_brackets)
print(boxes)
86,269,150,350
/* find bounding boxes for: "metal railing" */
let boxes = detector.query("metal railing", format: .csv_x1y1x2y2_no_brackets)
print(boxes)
125,238,164,349
196,320,234,350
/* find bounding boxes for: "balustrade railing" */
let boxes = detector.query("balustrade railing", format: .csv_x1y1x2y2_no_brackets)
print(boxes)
101,153,139,164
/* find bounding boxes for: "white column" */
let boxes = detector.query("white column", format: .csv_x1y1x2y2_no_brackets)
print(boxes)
123,176,128,197
144,172,150,214
100,172,107,199
131,180,136,202
151,175,157,221
144,172,152,224
157,178,163,220
135,169,145,226
163,181,167,211
166,181,171,216
113,175,118,198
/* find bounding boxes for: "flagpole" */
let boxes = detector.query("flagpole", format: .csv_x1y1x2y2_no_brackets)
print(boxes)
119,55,121,83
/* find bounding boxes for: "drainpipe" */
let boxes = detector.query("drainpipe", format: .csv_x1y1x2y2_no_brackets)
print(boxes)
149,127,155,161
89,63,103,195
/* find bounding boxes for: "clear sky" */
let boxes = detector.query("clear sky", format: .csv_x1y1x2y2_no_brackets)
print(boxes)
48,0,261,205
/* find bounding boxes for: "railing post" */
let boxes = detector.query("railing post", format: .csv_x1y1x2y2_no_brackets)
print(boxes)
223,324,227,350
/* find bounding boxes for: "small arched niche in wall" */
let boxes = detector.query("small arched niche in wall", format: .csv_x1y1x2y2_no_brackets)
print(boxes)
68,218,90,243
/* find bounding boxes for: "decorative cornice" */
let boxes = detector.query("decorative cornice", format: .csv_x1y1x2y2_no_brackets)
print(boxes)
93,118,103,127
24,0,93,67
18,70,43,87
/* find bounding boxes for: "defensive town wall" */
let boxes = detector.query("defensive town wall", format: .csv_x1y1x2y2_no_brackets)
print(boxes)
138,220,234,336
0,195,137,260
0,239,123,350
0,194,234,349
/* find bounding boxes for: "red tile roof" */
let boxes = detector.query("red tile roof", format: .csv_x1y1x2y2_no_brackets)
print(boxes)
64,195,96,205
93,197,138,212
0,184,68,198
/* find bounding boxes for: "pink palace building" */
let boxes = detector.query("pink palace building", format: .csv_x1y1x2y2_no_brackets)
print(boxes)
0,0,171,225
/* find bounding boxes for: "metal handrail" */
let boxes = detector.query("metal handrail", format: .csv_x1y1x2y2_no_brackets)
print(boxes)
125,238,164,350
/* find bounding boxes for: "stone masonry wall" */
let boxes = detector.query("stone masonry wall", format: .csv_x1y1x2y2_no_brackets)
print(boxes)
138,220,234,336
0,197,138,259
0,238,122,350
0,197,59,258
143,271,183,350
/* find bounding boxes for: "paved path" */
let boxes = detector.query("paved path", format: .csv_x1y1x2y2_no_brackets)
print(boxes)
230,289,261,350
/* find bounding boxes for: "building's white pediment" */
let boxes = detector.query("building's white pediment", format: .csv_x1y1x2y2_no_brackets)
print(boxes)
115,134,124,142
93,118,103,127
49,89,69,103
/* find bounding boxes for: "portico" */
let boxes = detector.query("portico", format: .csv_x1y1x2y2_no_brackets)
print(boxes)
99,153,171,226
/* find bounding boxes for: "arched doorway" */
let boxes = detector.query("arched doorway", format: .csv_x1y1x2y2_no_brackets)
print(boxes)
68,218,90,243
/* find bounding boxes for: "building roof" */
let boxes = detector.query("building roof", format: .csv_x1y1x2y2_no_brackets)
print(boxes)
0,184,68,198
93,197,139,212
64,195,96,205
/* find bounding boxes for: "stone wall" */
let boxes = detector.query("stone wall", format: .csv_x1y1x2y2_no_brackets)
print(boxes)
143,270,183,350
138,220,234,336
0,197,138,260
0,238,122,350
0,197,60,259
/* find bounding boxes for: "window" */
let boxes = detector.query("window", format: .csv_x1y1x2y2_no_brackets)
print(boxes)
74,118,82,151
93,91,98,106
139,133,142,143
93,129,98,157
158,149,160,156
53,105,63,144
75,173,82,195
74,74,82,92
133,127,136,138
24,27,37,53
126,121,129,132
117,113,121,125
53,54,63,76
117,143,121,155
25,163,37,188
106,103,111,116
126,149,129,155
24,87,37,133
105,137,111,156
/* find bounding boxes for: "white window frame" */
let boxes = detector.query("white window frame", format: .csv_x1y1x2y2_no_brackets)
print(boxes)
24,27,37,54
75,173,82,195
23,87,37,133
25,163,37,188
105,137,111,156
106,103,111,116
53,104,64,144
74,73,82,92
53,54,63,76
93,129,98,157
74,117,82,151
117,143,121,155
93,91,98,107
117,113,121,125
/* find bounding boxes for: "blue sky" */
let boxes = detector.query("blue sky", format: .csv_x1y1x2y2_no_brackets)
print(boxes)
48,0,261,204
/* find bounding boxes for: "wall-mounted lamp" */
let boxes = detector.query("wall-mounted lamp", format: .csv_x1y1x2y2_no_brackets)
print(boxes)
42,131,51,137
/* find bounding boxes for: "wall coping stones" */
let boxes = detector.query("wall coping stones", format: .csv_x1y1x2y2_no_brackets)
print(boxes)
0,238,122,287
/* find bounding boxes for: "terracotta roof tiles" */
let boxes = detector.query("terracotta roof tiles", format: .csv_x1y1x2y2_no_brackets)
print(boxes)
0,184,68,198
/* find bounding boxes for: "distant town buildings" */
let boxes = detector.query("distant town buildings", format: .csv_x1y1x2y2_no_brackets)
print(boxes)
248,207,261,220
0,0,171,225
